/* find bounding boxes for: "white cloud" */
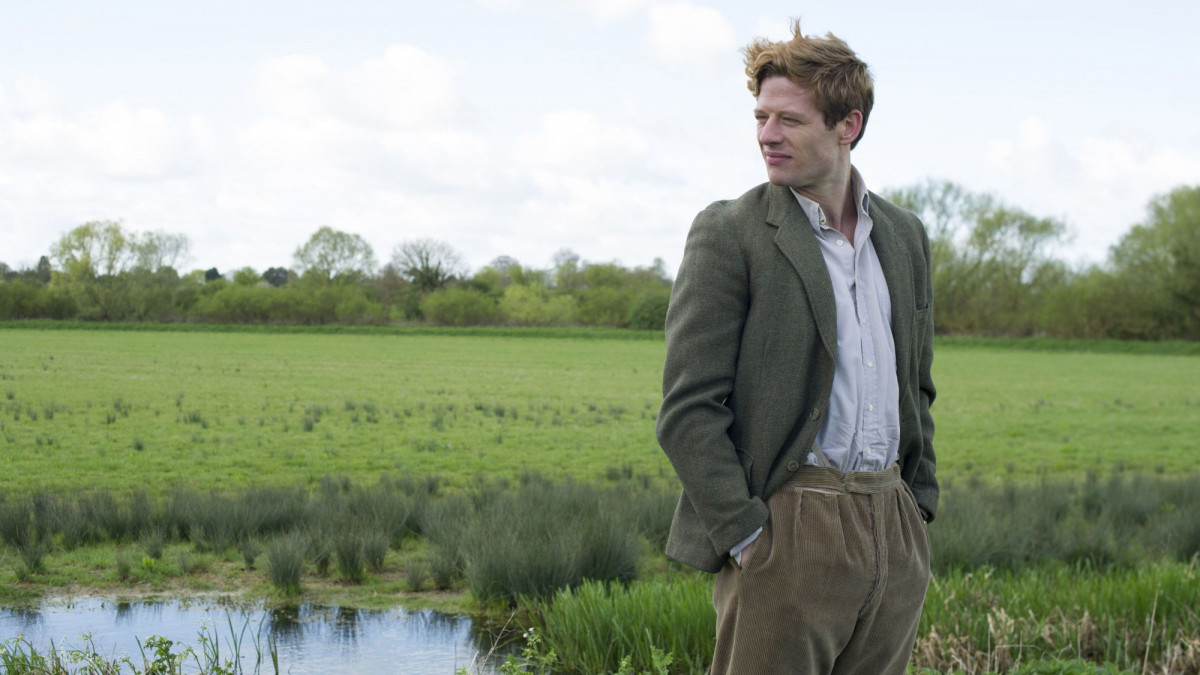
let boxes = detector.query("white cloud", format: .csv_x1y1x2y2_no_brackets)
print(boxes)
339,46,459,130
1,95,182,179
984,116,1200,261
253,55,332,119
647,1,736,64
514,109,649,175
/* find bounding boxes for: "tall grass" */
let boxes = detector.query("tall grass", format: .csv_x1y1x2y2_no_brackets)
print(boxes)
457,475,641,604
0,618,281,674
265,532,305,595
916,560,1200,674
529,576,715,675
930,471,1200,572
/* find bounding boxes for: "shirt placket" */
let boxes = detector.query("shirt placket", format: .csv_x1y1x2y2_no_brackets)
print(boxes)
854,231,881,471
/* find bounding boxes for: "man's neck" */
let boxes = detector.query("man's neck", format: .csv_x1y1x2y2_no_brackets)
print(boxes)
794,170,859,242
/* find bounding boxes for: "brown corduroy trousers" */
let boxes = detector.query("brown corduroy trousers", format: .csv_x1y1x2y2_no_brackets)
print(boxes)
710,465,930,675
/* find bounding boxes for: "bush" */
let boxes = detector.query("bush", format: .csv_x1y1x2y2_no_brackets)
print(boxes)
334,532,366,583
626,289,671,330
500,285,576,326
420,287,500,326
462,478,640,604
265,532,306,594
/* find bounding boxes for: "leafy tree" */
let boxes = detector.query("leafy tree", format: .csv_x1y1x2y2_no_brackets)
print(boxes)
293,226,377,283
886,180,1068,335
392,239,465,293
552,248,585,291
48,220,184,320
232,267,261,286
262,267,291,287
1107,184,1200,338
205,268,222,282
50,220,132,279
35,256,52,284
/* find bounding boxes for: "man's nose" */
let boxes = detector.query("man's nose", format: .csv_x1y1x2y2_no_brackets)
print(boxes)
758,118,781,144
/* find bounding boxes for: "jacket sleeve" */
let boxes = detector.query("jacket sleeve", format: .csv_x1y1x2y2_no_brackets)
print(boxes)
656,204,769,558
911,220,939,521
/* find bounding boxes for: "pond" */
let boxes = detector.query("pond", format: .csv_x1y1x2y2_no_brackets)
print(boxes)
0,597,515,674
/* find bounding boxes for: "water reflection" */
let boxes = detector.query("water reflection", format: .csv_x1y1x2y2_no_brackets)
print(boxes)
0,598,513,674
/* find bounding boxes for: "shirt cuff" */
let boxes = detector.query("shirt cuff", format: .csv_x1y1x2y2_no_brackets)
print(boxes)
730,526,763,565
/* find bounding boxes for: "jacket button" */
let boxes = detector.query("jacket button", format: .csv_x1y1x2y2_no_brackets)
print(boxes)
787,461,800,471
809,408,821,421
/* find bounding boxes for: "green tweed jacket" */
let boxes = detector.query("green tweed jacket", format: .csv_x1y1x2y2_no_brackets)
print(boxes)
656,182,938,573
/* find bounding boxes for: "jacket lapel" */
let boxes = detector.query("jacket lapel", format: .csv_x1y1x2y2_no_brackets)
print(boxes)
766,185,838,359
868,198,914,392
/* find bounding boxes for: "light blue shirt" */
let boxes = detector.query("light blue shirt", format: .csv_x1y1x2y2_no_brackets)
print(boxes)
790,168,900,473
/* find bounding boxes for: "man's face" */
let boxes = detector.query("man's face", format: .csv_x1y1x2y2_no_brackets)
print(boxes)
754,76,852,192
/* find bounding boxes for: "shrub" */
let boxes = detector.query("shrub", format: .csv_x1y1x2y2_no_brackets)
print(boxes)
115,549,135,581
500,285,576,327
334,533,366,583
307,534,332,576
265,532,306,594
16,541,48,577
420,287,500,326
142,529,165,560
462,479,640,604
626,289,671,330
362,531,390,572
405,557,429,592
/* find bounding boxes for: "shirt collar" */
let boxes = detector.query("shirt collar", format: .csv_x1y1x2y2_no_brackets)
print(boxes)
789,167,872,235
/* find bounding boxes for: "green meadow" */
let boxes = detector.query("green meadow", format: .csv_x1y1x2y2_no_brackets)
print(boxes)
2,326,1199,674
1,328,1198,496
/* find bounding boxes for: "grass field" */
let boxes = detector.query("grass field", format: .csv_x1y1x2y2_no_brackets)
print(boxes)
1,328,1198,496
2,326,1199,674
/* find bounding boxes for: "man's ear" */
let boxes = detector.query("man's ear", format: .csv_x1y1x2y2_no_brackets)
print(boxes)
840,110,864,147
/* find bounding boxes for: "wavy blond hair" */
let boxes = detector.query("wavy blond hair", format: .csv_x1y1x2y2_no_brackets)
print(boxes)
743,20,874,149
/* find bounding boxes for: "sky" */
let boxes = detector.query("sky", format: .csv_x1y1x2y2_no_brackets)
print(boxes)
2,0,1198,278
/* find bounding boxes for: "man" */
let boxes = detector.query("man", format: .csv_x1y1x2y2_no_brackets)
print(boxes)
656,21,938,675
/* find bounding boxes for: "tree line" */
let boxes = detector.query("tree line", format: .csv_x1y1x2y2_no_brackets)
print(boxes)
2,181,1198,339
0,223,674,330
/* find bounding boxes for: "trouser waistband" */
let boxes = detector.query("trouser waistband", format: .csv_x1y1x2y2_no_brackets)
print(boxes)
781,463,902,494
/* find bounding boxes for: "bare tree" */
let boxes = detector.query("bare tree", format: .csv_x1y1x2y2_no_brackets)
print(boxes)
391,238,465,292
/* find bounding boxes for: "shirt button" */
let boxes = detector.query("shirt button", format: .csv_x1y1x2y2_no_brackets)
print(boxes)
809,408,821,421
787,461,800,471
835,239,845,247
860,318,867,326
866,361,874,368
867,404,875,412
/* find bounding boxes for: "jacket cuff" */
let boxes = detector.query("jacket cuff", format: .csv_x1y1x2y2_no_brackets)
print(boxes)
709,497,769,556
